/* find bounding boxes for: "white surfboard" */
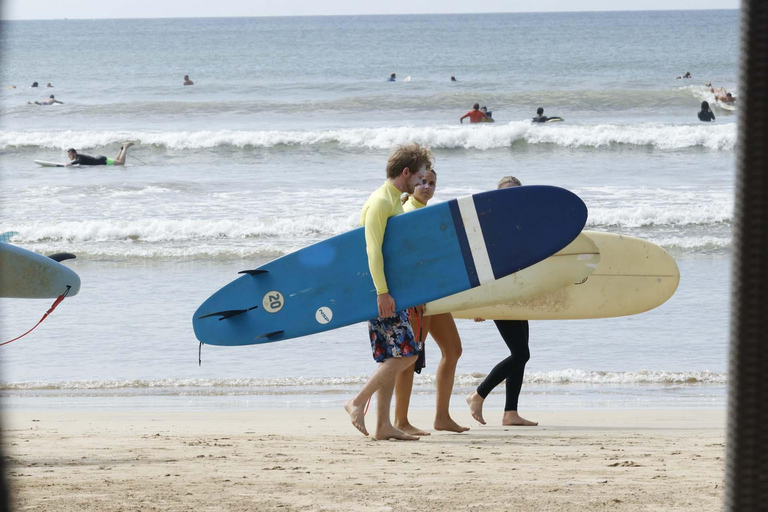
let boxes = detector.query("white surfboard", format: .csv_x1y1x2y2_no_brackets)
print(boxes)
452,231,679,320
34,160,76,167
425,233,600,316
716,101,737,111
0,243,81,298
404,76,411,82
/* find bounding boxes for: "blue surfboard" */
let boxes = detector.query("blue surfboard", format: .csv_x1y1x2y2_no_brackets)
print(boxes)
193,185,587,347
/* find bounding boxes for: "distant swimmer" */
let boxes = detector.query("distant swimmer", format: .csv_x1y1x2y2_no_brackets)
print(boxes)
676,71,692,79
66,142,134,167
388,73,396,82
531,107,563,123
5,85,16,89
46,82,53,87
451,76,457,82
460,103,490,124
706,82,736,104
28,95,63,106
183,75,194,86
698,101,716,122
30,81,38,88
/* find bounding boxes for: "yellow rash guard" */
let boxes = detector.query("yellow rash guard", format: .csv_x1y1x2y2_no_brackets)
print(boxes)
360,181,404,295
402,195,426,213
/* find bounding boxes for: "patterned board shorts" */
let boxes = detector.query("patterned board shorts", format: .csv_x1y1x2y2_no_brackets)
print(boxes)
368,310,421,363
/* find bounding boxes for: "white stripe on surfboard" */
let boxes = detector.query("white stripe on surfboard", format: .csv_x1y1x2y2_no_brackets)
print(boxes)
456,195,495,284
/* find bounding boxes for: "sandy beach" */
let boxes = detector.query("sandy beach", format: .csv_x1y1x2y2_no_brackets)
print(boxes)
3,408,724,511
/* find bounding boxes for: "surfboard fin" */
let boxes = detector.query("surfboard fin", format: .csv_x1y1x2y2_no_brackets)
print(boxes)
48,252,77,263
238,269,269,276
198,305,258,321
254,330,283,341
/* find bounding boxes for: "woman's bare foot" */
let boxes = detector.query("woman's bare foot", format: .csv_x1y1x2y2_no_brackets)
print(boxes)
394,421,430,436
466,391,486,425
344,400,368,436
374,425,419,441
122,141,135,149
434,416,470,433
502,410,538,426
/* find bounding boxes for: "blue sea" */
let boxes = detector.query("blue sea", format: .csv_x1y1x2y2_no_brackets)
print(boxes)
0,10,737,412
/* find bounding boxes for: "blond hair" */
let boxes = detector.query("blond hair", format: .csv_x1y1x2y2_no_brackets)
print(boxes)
386,143,434,179
498,176,522,188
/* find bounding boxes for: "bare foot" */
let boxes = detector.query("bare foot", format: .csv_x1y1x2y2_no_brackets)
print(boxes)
466,391,486,425
374,424,419,441
434,416,470,433
344,400,368,436
394,421,430,436
122,141,135,149
502,411,538,426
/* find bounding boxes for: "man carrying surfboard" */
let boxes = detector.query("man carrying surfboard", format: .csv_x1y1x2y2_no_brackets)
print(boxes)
66,143,134,167
345,142,433,440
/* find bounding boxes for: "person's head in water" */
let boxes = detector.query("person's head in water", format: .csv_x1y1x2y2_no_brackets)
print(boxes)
451,76,456,82
498,176,522,190
480,106,487,112
46,83,53,87
701,101,711,111
31,82,38,88
726,93,734,99
49,95,55,99
391,73,396,79
67,148,78,161
536,107,544,116
413,168,437,205
473,103,480,110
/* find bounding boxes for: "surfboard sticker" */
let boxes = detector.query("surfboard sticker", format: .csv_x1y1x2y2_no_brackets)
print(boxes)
315,307,333,324
262,291,285,313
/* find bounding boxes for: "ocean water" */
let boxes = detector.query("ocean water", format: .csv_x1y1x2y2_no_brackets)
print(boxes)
0,10,737,412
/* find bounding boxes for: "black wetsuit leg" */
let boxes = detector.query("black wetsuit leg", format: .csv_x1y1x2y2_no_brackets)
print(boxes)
476,320,530,411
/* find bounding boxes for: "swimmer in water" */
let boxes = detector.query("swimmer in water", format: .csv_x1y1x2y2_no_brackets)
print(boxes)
46,83,53,87
29,95,63,106
460,103,490,124
31,82,38,88
532,107,563,123
676,71,692,79
183,75,194,86
388,73,397,82
451,76,457,82
698,101,716,122
66,143,134,167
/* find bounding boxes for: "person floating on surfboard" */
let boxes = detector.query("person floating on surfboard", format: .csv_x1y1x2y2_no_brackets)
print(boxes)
28,95,63,106
532,107,563,123
460,103,491,124
698,101,716,122
466,175,539,428
66,142,134,167
391,167,471,435
706,82,736,104
676,71,692,79
345,142,433,441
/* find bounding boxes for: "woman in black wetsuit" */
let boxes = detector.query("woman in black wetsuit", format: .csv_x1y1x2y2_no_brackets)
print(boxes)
698,101,716,122
466,175,538,427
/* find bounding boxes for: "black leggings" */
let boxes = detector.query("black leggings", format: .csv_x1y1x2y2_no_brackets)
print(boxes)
476,320,530,411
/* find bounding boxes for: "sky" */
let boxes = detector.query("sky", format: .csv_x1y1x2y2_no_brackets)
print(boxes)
3,0,739,21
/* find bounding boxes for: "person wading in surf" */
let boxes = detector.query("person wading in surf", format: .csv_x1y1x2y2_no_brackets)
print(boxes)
466,176,539,427
392,167,471,436
345,142,432,440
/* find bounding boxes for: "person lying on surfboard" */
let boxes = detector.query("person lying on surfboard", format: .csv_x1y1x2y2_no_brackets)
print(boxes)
532,107,563,123
466,175,539,428
391,167,471,436
28,95,63,106
66,142,134,167
345,142,432,441
706,82,736,104
460,103,491,123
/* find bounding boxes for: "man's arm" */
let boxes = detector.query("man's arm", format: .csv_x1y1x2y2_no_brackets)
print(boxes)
54,100,64,104
459,112,469,123
364,199,396,317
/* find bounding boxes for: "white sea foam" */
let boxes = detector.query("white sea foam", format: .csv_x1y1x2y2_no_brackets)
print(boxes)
0,122,736,151
0,370,726,393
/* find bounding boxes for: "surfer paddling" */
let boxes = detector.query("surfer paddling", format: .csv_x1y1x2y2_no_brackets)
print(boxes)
466,176,538,427
345,142,432,440
706,82,736,104
66,142,135,167
392,168,471,436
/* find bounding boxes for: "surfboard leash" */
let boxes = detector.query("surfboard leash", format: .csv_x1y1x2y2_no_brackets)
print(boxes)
0,285,71,346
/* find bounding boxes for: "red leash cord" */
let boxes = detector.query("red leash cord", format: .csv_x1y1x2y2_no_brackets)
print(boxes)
1,286,71,346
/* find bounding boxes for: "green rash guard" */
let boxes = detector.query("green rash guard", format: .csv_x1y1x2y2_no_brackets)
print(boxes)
402,195,426,213
360,181,405,295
